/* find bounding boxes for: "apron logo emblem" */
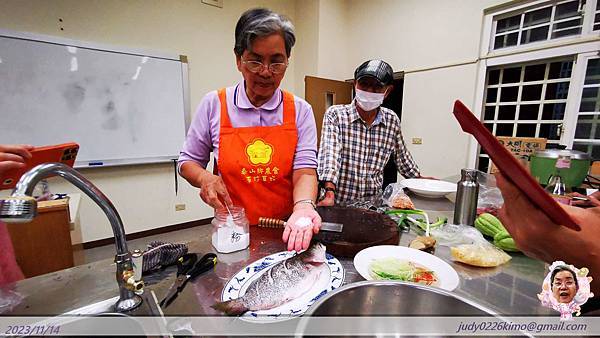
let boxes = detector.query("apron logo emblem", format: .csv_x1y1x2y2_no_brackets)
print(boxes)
245,139,273,165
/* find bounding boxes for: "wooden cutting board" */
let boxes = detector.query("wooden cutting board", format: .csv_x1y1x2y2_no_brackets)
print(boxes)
314,206,399,258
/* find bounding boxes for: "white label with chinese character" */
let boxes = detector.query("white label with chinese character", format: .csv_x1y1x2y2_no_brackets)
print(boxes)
212,225,250,253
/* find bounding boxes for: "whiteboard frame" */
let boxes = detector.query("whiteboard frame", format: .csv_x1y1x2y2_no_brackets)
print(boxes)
0,28,191,168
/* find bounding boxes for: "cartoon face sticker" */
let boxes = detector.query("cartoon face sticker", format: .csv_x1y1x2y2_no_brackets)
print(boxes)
538,261,594,321
245,139,273,165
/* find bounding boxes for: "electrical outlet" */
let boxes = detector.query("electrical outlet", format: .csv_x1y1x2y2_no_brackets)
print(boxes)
175,204,186,211
412,138,423,145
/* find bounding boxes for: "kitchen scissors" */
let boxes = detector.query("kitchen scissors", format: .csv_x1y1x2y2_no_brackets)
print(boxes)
159,252,217,308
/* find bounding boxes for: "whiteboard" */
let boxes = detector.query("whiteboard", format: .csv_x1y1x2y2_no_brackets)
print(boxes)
0,30,189,167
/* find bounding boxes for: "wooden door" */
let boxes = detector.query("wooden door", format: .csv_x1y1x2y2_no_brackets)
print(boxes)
305,76,353,144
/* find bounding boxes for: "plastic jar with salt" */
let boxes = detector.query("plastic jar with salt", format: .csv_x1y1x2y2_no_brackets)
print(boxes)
211,206,250,253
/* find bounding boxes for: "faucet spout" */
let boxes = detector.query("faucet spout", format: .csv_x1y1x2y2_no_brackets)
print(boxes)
0,163,142,312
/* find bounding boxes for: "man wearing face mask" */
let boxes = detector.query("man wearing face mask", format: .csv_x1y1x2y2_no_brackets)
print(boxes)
317,59,421,206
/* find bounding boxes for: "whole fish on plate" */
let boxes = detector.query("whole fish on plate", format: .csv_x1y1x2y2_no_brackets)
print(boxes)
212,242,327,316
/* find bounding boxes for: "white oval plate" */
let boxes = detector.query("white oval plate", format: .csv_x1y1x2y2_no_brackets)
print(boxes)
221,250,344,323
353,245,459,291
400,178,457,198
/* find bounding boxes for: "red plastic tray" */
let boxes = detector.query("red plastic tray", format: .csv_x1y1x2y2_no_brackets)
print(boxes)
452,100,579,231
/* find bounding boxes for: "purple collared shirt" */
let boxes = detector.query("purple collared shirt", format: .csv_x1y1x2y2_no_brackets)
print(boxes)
179,81,318,171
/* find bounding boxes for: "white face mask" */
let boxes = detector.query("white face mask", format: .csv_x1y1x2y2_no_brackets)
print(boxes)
355,88,386,111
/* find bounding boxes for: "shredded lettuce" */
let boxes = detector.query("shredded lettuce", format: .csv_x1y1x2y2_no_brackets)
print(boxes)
369,258,415,281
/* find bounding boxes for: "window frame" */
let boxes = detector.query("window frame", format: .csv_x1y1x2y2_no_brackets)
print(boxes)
568,53,600,147
468,0,600,169
489,0,597,53
483,57,575,141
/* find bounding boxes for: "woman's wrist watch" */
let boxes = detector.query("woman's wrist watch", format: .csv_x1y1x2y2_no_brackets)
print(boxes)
294,199,316,209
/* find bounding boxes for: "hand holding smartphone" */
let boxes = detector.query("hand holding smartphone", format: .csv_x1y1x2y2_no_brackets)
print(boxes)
0,142,79,190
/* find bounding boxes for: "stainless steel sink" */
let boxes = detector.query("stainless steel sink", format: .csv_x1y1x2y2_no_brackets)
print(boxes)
56,312,148,338
25,291,166,338
296,281,529,338
305,280,497,316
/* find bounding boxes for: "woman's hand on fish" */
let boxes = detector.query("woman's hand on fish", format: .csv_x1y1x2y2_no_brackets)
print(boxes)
283,205,322,252
198,173,233,211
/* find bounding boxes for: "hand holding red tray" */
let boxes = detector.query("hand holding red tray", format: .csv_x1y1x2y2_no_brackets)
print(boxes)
452,100,579,231
0,142,79,190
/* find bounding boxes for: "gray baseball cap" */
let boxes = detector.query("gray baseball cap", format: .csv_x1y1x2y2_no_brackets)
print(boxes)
354,59,393,86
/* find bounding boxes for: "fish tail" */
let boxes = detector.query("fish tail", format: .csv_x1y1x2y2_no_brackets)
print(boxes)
211,299,249,316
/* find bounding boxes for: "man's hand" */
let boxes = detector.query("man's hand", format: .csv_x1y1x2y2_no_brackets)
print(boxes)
0,144,34,174
283,203,322,251
198,173,233,210
317,191,335,207
317,196,334,206
570,191,600,207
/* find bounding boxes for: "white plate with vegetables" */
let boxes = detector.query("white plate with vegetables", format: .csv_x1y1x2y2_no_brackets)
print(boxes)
353,245,460,291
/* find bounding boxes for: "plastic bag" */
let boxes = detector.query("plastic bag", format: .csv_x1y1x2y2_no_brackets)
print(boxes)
0,289,23,314
450,244,511,267
431,223,511,267
382,183,415,209
339,194,386,213
430,223,483,247
476,170,503,217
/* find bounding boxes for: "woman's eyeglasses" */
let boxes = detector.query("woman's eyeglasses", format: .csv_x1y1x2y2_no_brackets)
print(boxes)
242,59,288,74
553,280,575,288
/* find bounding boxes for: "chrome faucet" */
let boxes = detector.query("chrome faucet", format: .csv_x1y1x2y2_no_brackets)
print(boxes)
0,163,143,312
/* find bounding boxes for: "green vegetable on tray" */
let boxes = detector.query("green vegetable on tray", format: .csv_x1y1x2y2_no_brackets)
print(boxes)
474,213,507,237
413,216,447,232
385,209,447,233
493,231,519,252
475,213,520,252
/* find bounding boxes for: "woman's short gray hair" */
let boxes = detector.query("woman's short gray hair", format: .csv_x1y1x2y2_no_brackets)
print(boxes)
234,8,296,57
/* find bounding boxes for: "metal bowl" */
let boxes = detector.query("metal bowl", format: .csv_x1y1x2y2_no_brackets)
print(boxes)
296,281,504,337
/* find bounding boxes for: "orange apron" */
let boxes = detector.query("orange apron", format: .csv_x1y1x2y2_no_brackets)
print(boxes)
216,88,297,225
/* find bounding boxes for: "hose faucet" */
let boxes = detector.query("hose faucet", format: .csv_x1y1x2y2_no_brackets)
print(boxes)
0,163,143,312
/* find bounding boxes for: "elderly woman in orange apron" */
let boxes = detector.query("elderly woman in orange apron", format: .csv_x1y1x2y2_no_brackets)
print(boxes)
179,8,321,251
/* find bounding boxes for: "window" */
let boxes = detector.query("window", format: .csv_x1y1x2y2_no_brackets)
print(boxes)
492,0,587,50
572,57,600,159
594,0,600,30
475,0,599,172
478,58,574,172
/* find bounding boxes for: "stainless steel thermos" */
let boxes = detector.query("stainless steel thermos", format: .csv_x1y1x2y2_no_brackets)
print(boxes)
453,169,479,226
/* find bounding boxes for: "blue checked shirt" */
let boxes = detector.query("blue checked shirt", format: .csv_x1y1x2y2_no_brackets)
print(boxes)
317,101,420,204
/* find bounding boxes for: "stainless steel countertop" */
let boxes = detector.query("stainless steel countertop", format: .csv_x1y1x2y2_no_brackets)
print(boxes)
3,194,555,316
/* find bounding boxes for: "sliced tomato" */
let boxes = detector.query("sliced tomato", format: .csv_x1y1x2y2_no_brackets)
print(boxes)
414,270,437,285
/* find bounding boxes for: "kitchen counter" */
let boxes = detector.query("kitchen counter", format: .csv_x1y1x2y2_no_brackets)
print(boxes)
3,194,555,318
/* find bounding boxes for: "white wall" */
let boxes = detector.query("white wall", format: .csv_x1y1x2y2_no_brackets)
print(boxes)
316,0,350,81
292,0,351,95
0,0,299,243
402,65,479,178
293,0,320,98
